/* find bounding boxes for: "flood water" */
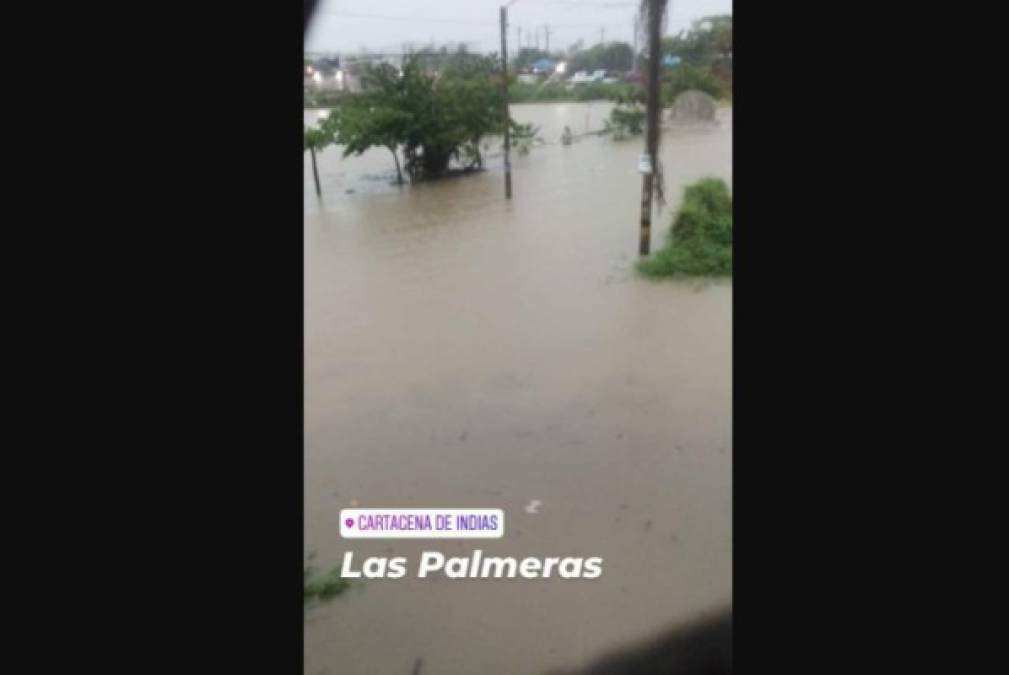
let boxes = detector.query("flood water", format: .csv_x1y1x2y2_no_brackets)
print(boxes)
304,101,732,675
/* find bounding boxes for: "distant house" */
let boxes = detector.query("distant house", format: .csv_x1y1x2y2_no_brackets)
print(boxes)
306,56,350,92
313,56,342,76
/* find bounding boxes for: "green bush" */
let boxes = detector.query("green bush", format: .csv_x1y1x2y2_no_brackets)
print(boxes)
304,566,350,604
638,178,732,278
603,103,645,139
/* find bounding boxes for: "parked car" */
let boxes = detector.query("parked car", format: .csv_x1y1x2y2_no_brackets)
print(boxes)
569,69,607,84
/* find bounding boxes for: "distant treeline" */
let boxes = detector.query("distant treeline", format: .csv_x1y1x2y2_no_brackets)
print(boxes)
304,15,731,109
509,81,638,104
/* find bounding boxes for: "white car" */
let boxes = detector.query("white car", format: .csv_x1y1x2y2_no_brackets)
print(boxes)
569,69,608,84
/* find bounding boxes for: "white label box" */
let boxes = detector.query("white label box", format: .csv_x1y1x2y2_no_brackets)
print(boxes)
340,508,505,539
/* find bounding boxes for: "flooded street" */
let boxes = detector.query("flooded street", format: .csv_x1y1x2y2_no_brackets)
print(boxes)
304,101,732,675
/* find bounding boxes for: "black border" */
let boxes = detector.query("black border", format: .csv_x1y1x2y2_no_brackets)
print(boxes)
26,1,923,671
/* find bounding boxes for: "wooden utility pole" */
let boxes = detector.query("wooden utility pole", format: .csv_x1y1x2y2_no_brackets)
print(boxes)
632,12,639,73
500,6,512,199
309,147,321,196
639,0,664,255
543,25,550,53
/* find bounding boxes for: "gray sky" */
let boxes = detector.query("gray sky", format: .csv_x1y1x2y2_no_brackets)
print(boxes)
306,0,732,55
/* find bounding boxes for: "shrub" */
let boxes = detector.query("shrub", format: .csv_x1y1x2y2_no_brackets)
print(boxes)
638,178,732,278
304,566,350,604
603,103,645,139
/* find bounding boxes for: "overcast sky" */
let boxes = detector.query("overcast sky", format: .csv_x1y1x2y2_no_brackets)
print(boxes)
306,0,732,55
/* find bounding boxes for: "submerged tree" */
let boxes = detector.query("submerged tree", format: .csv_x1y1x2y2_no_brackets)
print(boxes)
303,125,332,196
324,64,410,184
510,121,540,156
326,56,509,183
604,103,646,139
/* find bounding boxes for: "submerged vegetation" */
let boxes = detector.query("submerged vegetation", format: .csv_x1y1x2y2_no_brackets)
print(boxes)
510,121,541,155
604,103,646,139
304,565,350,605
322,56,508,183
638,178,732,278
305,90,348,109
303,127,331,196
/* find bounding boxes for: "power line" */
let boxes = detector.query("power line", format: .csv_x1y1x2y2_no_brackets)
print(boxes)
321,9,629,31
523,0,634,6
322,11,495,26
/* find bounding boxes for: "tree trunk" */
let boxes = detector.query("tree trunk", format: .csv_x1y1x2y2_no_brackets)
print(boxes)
420,145,453,178
388,145,403,185
310,147,321,196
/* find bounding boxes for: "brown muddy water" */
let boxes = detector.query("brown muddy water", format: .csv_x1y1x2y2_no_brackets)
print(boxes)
304,102,732,675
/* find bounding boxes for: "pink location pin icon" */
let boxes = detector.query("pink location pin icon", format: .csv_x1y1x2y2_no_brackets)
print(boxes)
345,518,354,528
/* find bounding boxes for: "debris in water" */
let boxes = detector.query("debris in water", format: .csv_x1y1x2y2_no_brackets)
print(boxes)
412,657,423,675
524,499,542,514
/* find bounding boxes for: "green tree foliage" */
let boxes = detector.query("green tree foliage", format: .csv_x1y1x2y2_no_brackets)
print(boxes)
604,103,645,140
407,44,477,73
325,56,508,182
303,126,331,152
303,124,332,195
324,64,410,183
510,121,540,156
513,48,557,71
638,178,733,278
664,63,725,102
304,566,349,605
658,14,732,100
568,42,634,73
660,15,732,68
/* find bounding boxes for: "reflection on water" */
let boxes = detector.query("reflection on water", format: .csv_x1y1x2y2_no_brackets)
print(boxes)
305,102,732,675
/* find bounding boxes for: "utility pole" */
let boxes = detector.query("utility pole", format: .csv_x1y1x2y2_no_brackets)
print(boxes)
500,6,512,199
517,26,521,55
543,25,550,53
310,146,321,196
632,12,639,73
639,0,665,256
